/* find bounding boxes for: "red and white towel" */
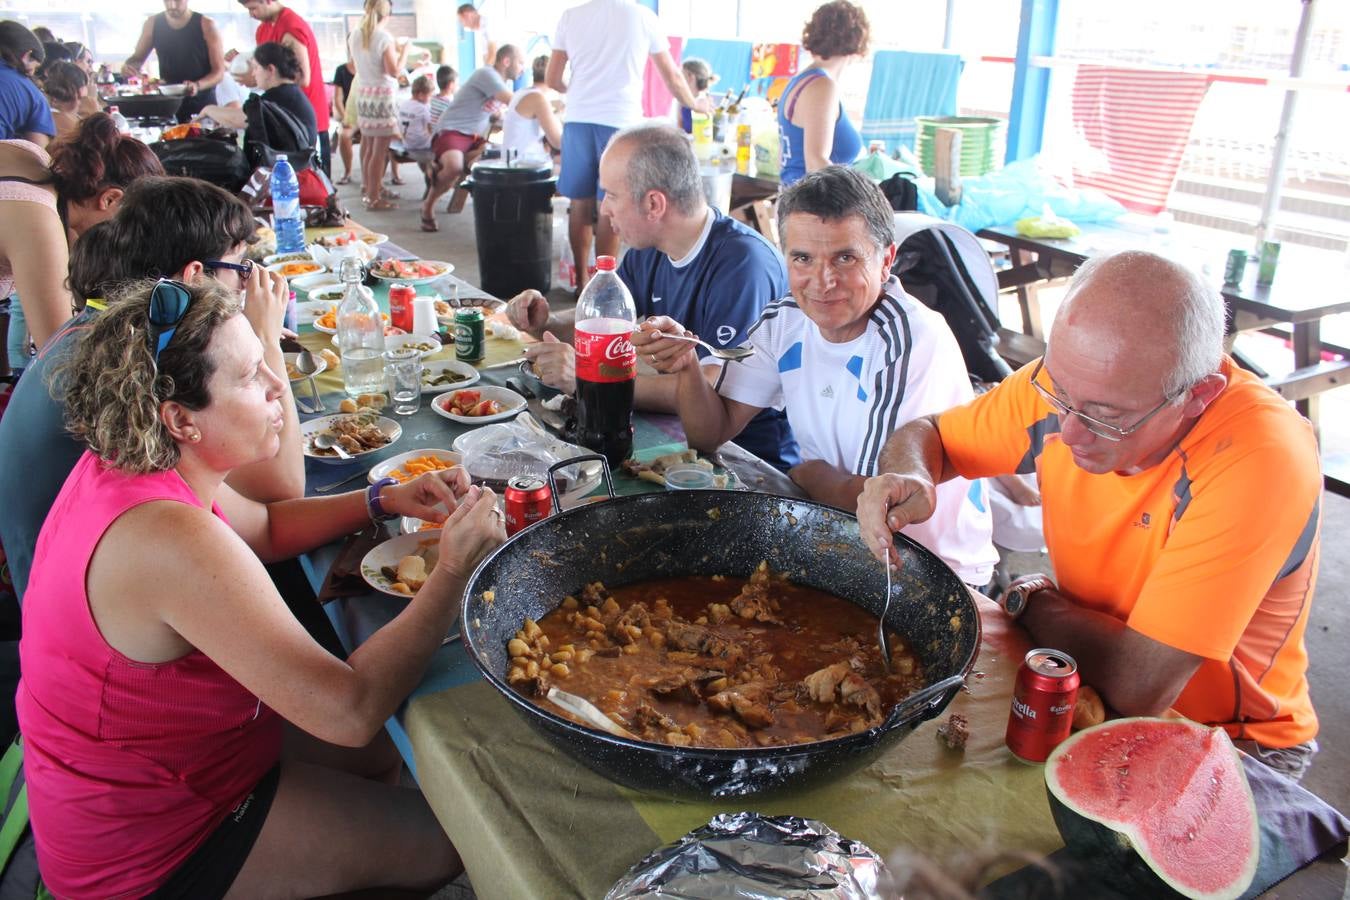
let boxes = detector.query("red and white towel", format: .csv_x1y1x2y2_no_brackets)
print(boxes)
1070,65,1210,215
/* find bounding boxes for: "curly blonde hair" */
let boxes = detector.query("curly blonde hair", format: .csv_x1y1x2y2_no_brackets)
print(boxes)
55,279,242,474
802,1,870,59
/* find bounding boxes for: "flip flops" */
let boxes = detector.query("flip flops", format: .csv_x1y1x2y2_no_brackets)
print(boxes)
420,214,439,233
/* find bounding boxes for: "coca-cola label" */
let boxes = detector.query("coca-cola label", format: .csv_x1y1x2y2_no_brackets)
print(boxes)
575,327,636,383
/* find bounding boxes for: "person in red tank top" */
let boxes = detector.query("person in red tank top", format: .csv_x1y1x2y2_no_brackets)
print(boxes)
18,278,505,897
238,0,332,172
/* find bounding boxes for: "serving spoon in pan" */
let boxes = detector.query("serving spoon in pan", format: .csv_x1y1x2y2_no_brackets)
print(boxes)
879,558,894,672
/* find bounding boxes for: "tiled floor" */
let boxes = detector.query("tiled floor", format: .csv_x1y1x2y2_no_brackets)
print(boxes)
342,161,1350,898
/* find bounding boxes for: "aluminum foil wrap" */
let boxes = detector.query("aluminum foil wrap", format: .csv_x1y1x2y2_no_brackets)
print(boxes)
605,812,888,899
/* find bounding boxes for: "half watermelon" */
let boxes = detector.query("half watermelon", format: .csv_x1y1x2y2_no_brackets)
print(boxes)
1044,717,1259,900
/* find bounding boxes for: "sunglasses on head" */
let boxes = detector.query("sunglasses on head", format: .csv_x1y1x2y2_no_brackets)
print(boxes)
147,278,193,362
203,258,255,280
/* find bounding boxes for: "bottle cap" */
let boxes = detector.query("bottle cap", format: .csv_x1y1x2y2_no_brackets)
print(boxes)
595,256,617,272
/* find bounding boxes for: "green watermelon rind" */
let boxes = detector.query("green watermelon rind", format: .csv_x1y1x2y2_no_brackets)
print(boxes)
1043,717,1259,900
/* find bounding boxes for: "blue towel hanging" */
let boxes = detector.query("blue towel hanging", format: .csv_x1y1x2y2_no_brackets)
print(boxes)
861,50,964,154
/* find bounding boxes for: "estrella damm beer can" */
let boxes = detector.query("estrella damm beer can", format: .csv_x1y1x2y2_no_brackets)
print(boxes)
1006,648,1080,763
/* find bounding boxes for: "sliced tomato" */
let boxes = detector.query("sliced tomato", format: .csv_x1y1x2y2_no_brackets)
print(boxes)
472,400,501,417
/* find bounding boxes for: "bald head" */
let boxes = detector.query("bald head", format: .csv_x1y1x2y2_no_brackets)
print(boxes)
1052,251,1225,396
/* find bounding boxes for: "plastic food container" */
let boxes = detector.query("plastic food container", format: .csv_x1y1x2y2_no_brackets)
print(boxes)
664,463,716,490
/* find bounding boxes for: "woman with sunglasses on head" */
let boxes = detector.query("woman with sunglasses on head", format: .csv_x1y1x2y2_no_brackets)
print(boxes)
0,111,161,355
17,276,502,898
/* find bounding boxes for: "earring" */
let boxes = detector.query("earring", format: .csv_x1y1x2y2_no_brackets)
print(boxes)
189,431,201,443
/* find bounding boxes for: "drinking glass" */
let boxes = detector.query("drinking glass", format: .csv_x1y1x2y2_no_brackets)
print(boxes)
385,347,422,415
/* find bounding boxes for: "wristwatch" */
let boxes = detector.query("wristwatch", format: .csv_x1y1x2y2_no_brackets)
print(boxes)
1001,574,1056,620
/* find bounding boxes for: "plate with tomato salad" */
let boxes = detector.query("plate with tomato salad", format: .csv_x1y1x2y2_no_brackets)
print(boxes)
369,258,454,284
430,386,526,425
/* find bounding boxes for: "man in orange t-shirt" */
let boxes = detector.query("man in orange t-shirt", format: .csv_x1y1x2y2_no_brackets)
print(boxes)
858,250,1321,779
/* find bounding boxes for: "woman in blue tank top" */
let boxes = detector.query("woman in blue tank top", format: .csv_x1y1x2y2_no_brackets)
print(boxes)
777,1,868,185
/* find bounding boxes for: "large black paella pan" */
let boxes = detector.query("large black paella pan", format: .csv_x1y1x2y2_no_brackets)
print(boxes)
460,466,979,799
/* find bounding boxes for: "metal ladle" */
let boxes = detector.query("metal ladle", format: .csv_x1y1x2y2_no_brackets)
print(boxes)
657,332,755,362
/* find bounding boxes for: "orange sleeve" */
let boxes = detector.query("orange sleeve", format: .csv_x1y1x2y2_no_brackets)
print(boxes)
1127,424,1322,661
938,360,1053,480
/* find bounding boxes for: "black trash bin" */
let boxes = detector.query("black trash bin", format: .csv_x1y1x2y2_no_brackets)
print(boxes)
463,160,556,299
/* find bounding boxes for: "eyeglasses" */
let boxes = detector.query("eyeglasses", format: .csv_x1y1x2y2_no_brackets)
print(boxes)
147,278,193,362
203,258,255,281
1029,358,1182,442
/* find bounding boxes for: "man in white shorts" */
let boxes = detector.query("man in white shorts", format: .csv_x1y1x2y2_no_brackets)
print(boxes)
635,165,997,586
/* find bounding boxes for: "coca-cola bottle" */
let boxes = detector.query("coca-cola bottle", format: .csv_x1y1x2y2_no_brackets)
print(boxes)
574,256,636,466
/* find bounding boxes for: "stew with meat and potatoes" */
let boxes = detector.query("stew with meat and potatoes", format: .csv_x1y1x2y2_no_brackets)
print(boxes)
506,562,925,749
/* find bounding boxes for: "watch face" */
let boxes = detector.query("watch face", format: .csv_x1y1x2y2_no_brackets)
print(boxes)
1004,589,1025,616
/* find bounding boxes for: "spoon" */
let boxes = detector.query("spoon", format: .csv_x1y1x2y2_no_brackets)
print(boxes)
294,349,325,412
657,332,755,362
879,557,894,673
547,687,639,740
311,432,352,460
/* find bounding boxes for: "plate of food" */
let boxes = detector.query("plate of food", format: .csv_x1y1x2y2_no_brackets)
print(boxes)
367,448,462,485
369,259,454,284
316,229,388,249
296,299,332,327
263,251,315,267
431,386,526,425
420,359,479,392
386,335,445,359
311,305,339,333
267,260,326,280
292,272,341,294
301,412,401,464
307,284,346,303
282,351,326,382
360,531,440,597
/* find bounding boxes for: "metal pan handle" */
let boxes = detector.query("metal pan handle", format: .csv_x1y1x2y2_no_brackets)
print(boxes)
884,673,966,729
547,454,615,513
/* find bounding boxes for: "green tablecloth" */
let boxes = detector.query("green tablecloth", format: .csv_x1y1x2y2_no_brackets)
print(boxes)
399,597,1060,899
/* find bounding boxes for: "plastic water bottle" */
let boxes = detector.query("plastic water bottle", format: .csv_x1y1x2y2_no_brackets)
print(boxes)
573,256,637,465
335,257,386,398
270,154,306,255
107,106,131,135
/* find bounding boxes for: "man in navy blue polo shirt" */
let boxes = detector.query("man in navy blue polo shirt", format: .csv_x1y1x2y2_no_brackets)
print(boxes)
507,123,798,470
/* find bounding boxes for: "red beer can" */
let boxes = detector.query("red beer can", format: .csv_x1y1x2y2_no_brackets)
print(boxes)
388,282,416,333
1006,648,1080,763
504,475,553,536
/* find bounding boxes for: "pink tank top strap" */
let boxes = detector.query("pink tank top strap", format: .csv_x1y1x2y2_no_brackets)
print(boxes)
0,139,57,209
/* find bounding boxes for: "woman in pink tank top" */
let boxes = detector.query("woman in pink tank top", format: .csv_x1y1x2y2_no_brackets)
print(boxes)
18,278,504,898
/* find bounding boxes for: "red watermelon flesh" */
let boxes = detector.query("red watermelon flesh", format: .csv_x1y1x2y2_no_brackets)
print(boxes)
1045,717,1259,900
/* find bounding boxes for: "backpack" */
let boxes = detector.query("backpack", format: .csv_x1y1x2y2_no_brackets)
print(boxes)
242,94,319,173
879,171,919,213
0,738,51,900
150,135,252,193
